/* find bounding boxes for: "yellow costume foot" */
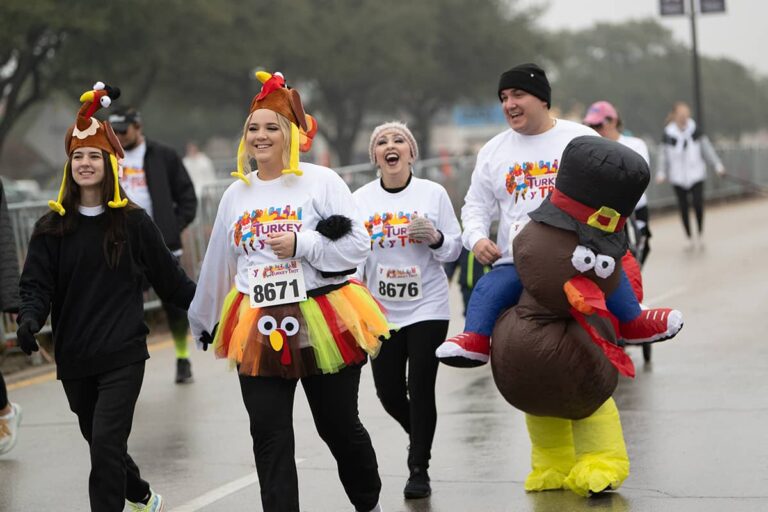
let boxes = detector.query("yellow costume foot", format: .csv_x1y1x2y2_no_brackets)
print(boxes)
563,455,629,497
525,467,568,492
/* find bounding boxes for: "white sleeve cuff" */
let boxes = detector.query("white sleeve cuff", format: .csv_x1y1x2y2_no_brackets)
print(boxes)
294,230,321,259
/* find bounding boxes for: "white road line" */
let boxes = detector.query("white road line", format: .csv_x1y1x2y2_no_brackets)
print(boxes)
168,458,305,512
643,285,688,307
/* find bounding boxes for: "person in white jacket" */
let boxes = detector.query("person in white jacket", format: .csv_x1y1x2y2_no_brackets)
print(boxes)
188,71,388,512
354,121,462,500
657,102,725,249
435,63,683,368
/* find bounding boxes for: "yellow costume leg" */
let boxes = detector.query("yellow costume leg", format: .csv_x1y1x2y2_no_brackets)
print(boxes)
564,397,630,497
524,414,576,492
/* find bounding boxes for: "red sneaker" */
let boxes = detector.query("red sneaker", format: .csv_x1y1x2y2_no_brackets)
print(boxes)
620,308,683,344
435,332,491,367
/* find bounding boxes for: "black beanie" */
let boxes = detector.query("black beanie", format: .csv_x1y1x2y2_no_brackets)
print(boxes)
497,63,551,108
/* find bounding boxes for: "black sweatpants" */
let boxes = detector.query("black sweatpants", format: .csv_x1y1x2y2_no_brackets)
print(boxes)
371,320,449,469
62,361,150,511
238,363,381,512
673,181,705,237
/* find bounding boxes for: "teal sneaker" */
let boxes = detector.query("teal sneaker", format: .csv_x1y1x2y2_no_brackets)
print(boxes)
128,490,165,512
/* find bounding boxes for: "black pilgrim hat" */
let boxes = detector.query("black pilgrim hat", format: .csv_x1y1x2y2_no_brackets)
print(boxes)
528,135,650,260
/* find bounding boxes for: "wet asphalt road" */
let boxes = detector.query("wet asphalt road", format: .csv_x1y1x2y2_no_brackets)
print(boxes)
2,197,768,511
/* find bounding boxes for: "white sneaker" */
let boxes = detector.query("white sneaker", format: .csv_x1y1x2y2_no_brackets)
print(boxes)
128,490,165,512
0,403,22,455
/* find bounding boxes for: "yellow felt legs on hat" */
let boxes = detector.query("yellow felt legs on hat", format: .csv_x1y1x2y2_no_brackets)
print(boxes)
524,414,576,491
563,397,630,497
525,397,630,497
48,162,68,216
281,123,303,176
231,138,250,185
107,154,128,209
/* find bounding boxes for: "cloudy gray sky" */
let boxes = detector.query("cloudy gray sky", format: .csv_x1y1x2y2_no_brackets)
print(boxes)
521,0,768,76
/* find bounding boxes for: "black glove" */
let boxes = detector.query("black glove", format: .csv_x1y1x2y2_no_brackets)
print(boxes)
16,319,41,356
198,323,218,352
315,215,352,241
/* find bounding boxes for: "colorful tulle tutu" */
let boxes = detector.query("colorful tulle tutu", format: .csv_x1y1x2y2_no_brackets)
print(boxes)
213,280,392,378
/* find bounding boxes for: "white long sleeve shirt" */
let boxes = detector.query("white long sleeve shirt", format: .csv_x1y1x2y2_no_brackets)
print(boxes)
353,177,462,328
188,162,369,342
461,120,596,265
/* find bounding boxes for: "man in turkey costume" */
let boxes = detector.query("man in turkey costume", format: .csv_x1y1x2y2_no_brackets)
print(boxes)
490,135,683,496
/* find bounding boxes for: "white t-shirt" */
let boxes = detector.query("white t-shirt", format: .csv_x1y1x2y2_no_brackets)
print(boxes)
618,134,650,210
120,141,153,218
188,162,370,342
462,119,597,265
353,177,462,328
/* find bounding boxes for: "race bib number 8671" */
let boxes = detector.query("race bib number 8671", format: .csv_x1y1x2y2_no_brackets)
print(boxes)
248,260,308,308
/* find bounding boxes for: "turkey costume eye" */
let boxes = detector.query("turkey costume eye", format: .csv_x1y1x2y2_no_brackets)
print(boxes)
257,315,277,335
100,96,112,108
571,245,596,272
281,317,300,336
594,254,616,278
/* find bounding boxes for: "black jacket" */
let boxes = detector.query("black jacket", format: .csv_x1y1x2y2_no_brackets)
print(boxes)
0,179,20,313
143,139,197,251
19,209,196,379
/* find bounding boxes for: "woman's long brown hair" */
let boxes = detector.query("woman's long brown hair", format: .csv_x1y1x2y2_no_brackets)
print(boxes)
33,150,138,269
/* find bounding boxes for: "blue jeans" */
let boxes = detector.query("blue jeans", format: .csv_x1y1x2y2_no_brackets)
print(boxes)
464,264,641,336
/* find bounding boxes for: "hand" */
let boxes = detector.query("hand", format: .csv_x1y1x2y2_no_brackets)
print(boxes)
265,233,296,259
407,216,440,245
472,238,502,265
655,174,666,185
197,324,217,352
16,319,41,356
716,166,726,178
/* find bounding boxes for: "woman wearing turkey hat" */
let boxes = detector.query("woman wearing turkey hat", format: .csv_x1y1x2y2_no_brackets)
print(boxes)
188,71,389,512
17,82,194,511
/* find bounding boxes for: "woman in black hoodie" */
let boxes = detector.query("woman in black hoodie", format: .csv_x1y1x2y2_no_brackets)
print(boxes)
17,82,194,512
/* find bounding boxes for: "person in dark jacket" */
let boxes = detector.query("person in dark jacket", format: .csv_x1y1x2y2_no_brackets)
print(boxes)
0,177,22,456
17,84,196,511
108,106,198,383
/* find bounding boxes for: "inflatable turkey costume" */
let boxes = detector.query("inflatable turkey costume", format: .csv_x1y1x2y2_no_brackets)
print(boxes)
491,135,683,496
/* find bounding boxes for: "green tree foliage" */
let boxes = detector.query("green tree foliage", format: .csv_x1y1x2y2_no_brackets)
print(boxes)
2,0,549,165
552,19,768,140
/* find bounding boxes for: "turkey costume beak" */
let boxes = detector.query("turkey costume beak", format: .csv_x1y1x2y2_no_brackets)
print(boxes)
563,275,607,315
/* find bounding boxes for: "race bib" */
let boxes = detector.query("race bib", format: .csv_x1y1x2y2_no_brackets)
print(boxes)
376,264,422,302
248,260,307,308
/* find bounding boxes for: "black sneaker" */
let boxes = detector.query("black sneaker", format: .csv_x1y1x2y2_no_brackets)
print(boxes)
175,358,193,384
404,466,431,499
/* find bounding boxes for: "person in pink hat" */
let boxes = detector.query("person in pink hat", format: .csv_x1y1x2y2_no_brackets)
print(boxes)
583,101,652,265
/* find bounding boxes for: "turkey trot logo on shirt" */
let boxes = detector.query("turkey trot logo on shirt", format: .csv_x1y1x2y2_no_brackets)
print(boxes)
233,205,302,254
505,160,559,203
364,211,421,249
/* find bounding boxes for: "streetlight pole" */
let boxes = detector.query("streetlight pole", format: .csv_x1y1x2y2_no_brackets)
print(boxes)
689,0,704,130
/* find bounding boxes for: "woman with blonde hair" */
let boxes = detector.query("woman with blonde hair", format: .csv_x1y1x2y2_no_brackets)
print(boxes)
189,71,389,512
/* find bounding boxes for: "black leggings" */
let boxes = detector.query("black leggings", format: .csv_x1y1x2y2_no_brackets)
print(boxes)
238,363,381,512
62,361,150,511
673,182,704,237
371,319,449,469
